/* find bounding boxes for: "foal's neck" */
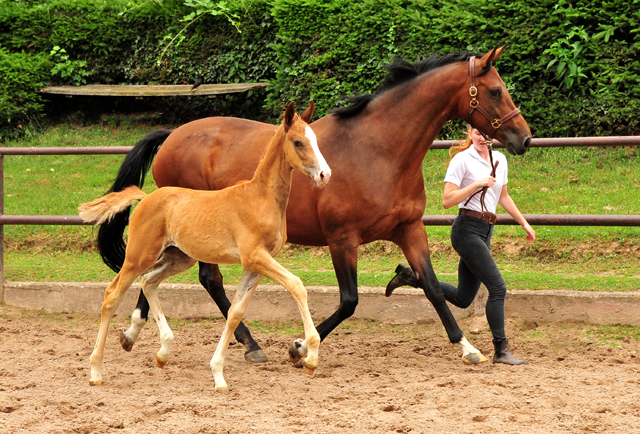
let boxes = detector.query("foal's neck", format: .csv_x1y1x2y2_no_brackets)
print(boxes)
249,125,293,208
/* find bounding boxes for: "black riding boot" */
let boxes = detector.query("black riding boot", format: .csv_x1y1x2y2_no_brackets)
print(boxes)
493,339,528,365
385,263,420,297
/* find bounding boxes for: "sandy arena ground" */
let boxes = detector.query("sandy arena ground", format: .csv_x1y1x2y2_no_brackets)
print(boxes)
1,303,639,433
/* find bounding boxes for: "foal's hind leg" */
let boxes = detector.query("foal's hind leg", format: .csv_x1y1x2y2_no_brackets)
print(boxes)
139,247,197,368
210,269,262,391
199,262,267,363
90,266,141,386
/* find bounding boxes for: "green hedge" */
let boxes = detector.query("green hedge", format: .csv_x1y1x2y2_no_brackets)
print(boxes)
0,48,50,131
1,0,639,139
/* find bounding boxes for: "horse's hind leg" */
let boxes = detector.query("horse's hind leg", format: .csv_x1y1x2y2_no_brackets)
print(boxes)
199,262,267,363
90,267,140,386
139,247,197,368
210,269,262,391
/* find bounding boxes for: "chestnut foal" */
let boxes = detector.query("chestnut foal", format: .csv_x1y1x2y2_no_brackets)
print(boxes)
79,102,330,391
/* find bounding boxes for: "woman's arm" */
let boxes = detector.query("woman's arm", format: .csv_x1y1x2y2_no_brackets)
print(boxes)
442,177,496,209
498,185,535,242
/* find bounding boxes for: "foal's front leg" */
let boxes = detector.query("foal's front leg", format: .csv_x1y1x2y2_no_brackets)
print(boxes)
250,251,320,375
210,269,262,391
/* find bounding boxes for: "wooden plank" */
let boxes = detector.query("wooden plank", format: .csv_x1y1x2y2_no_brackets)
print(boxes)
40,83,269,97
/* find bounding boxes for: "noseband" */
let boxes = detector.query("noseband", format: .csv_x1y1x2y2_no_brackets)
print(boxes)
468,56,521,143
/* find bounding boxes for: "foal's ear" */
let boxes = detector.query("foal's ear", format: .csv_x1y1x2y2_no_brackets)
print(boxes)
284,101,296,131
300,101,315,124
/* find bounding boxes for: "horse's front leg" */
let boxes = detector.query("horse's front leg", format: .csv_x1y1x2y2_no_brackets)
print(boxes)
290,241,359,363
392,222,488,364
199,262,267,363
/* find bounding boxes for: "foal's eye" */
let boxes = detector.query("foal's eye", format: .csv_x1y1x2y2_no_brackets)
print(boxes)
490,89,501,97
294,140,303,148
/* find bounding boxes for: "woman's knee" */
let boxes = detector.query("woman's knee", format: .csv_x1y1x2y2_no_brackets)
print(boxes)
487,280,507,300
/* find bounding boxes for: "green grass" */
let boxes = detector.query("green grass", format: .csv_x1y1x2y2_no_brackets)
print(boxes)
585,324,640,346
1,123,639,292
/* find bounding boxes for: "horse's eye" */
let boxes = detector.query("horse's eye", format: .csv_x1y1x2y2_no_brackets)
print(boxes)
490,89,501,97
294,140,303,148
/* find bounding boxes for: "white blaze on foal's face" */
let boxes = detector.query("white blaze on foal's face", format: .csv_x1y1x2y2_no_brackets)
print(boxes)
304,125,331,187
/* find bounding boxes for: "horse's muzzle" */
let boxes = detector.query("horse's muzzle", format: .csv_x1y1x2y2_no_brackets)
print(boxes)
505,134,532,156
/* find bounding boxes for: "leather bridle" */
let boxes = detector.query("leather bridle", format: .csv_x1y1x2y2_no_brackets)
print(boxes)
463,56,521,220
468,56,521,143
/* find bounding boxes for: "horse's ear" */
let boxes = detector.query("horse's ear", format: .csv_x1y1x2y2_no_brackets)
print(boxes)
284,102,296,131
301,101,314,124
480,47,504,65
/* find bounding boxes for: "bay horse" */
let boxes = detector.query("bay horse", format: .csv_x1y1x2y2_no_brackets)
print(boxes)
98,48,531,365
80,102,330,390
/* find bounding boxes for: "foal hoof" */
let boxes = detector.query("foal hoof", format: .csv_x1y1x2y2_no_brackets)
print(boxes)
215,384,229,393
89,380,102,386
303,362,316,376
155,356,168,369
244,349,268,363
120,332,135,352
462,352,489,365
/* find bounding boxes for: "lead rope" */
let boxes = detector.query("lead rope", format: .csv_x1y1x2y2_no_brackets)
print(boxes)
463,138,499,213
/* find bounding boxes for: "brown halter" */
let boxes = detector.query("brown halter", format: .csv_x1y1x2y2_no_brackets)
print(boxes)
467,56,521,142
463,56,521,220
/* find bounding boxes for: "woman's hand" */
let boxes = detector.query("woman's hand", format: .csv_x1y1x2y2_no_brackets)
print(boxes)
476,176,496,188
523,223,536,243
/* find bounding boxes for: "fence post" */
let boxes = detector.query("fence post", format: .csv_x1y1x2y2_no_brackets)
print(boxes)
0,154,4,303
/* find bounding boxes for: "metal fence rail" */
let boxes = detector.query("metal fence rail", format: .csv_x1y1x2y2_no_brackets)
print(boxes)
1,135,639,300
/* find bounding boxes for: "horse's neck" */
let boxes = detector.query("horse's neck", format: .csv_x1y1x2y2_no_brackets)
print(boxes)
369,64,466,165
248,128,293,213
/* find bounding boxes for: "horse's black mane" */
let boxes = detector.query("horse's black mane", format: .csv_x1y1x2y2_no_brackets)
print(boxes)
332,51,490,119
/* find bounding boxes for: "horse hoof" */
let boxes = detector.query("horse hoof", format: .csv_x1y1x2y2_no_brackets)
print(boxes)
289,345,302,364
462,352,489,365
120,332,134,352
155,356,168,369
244,349,268,363
89,380,102,386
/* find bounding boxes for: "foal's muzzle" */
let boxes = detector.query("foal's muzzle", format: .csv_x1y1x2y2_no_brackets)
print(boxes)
314,168,331,187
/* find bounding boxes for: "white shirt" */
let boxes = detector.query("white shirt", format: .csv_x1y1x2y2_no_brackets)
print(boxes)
443,146,508,213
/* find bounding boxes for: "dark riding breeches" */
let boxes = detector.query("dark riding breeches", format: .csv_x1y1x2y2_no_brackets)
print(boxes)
438,214,508,342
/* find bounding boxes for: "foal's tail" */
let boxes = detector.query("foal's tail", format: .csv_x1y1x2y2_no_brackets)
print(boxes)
97,129,172,273
79,186,147,226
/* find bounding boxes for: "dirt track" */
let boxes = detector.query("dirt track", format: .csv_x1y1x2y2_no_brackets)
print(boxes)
1,304,639,433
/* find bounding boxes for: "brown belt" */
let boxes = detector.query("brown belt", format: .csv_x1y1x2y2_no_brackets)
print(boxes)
459,208,497,224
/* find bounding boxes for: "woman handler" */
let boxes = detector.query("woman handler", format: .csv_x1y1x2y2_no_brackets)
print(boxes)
387,125,535,365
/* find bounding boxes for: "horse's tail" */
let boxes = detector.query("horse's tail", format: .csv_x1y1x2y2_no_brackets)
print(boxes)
79,186,147,226
97,129,172,273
